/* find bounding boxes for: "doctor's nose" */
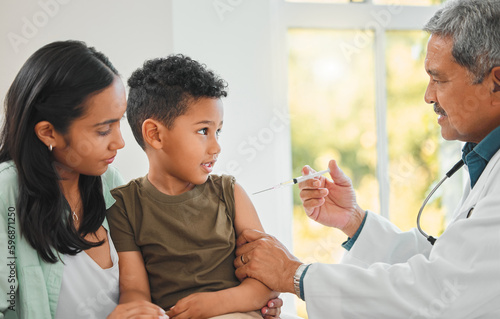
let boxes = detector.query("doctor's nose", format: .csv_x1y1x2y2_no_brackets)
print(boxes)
424,81,436,105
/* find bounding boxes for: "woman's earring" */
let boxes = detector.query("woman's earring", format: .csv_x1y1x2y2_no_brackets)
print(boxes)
49,144,53,152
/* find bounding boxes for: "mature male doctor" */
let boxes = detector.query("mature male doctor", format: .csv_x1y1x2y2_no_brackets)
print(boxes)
234,0,500,317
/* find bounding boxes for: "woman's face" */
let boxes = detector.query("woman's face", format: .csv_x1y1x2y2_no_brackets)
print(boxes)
52,77,126,177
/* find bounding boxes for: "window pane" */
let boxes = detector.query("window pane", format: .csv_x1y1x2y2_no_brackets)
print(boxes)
386,30,443,234
288,28,378,262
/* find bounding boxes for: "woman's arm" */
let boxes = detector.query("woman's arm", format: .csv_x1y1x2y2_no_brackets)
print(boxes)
107,251,169,318
117,251,152,303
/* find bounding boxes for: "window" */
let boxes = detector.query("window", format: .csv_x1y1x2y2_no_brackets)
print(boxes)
284,1,458,317
289,28,378,266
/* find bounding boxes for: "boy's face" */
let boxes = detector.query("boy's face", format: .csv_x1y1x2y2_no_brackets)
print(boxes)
158,97,223,190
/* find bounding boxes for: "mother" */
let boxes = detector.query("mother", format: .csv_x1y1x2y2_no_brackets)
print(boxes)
0,40,165,319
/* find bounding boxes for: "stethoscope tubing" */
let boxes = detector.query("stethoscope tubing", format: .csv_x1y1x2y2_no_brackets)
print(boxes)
416,159,465,245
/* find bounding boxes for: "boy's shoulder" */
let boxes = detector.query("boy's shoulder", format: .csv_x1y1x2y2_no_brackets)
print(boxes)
207,174,235,185
206,174,236,192
111,175,147,197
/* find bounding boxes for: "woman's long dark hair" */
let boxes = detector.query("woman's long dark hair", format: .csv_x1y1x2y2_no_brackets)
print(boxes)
0,40,119,263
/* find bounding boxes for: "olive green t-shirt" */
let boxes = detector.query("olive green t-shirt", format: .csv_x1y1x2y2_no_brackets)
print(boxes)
107,174,240,309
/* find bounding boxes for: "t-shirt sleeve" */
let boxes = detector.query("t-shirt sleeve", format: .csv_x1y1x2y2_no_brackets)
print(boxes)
220,175,236,220
107,189,140,252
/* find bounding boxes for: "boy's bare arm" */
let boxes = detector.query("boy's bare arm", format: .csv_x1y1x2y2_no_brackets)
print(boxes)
168,278,278,318
118,251,152,304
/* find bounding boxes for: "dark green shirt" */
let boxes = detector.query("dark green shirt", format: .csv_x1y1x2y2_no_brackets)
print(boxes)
462,125,500,188
107,174,239,309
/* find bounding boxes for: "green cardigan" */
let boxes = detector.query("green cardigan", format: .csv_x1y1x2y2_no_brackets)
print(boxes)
0,161,124,319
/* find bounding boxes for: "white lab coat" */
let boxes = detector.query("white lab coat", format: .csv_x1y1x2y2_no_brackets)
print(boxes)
303,149,500,318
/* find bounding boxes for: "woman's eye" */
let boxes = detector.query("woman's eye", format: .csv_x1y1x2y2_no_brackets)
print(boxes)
97,129,112,136
197,128,208,135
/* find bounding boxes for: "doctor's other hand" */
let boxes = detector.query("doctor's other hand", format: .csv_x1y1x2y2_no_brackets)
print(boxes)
299,159,365,238
235,229,302,293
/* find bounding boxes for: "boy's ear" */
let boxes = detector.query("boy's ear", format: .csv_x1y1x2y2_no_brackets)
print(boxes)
34,121,59,149
142,119,163,150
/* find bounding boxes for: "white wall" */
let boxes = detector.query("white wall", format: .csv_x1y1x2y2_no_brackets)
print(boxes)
0,0,174,182
170,0,293,239
171,0,295,311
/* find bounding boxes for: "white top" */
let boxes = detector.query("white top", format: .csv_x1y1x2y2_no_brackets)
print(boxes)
55,229,119,319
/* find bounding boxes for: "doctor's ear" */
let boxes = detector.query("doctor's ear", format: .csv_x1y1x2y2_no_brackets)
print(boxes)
493,67,500,93
34,121,59,150
142,119,163,150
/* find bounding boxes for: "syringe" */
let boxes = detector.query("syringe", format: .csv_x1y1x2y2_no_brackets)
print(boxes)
252,168,331,195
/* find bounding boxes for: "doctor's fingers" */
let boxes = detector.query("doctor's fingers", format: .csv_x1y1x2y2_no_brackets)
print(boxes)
300,188,329,205
236,232,283,261
235,246,301,292
236,228,269,247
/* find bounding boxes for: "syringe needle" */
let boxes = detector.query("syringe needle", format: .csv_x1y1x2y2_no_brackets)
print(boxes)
252,187,274,195
252,168,330,195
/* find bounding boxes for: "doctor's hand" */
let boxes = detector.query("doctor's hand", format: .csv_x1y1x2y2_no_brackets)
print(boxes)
234,229,302,294
299,159,365,238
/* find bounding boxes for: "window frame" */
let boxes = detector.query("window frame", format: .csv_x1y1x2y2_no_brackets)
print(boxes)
280,1,441,218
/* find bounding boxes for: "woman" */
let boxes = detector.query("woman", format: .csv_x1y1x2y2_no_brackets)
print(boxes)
0,40,166,319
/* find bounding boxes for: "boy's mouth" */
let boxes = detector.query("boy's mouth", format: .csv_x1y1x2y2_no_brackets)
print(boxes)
201,161,216,172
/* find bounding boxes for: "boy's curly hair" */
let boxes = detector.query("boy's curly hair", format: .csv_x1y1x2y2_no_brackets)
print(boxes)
127,54,228,149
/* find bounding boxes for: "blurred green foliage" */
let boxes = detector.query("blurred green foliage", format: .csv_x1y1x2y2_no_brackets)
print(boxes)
288,29,447,317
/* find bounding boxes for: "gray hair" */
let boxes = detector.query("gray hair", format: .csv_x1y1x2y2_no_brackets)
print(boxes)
424,0,500,84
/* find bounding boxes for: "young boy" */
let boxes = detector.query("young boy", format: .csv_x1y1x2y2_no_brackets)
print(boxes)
107,55,279,319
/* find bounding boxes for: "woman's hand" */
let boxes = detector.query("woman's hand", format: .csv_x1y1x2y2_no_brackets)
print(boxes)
299,159,365,237
107,300,168,319
261,297,283,319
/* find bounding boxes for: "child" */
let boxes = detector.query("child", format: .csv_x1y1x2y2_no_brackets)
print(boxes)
107,55,279,318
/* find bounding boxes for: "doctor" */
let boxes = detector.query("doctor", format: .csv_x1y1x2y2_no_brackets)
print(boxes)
234,0,500,317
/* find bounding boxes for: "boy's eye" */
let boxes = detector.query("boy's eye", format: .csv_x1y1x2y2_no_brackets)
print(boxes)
197,128,208,135
216,129,222,137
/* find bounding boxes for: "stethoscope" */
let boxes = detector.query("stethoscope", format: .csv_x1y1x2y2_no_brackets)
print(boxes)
416,159,465,245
